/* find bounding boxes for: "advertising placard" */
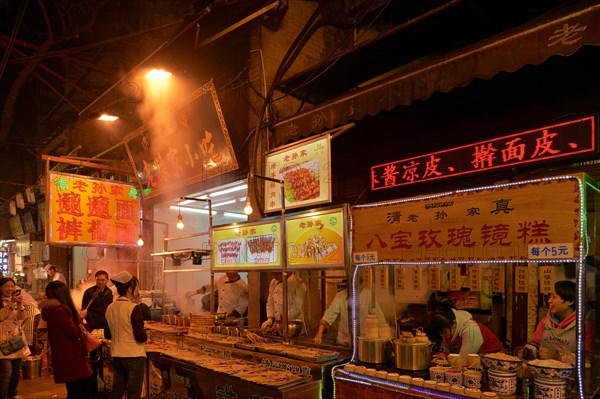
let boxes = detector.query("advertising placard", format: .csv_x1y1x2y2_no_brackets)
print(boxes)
212,219,282,270
264,135,331,213
352,176,582,263
47,172,140,246
285,206,346,269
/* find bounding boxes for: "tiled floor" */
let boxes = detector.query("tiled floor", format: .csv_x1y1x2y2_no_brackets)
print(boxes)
18,367,67,399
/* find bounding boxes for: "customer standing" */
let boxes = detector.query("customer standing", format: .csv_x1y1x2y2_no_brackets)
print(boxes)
81,270,113,331
81,270,113,397
105,271,147,399
40,281,93,398
0,277,27,399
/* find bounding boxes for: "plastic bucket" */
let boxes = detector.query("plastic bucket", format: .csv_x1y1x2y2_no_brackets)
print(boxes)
22,355,42,379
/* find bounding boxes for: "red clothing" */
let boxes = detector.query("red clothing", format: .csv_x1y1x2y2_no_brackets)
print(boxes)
473,320,505,353
40,299,93,384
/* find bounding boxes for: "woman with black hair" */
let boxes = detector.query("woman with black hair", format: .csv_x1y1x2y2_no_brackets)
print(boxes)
515,280,576,363
40,281,94,398
428,299,504,366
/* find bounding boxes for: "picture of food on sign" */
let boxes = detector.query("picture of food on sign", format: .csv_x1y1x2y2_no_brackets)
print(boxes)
246,234,277,264
281,160,320,203
304,233,335,261
216,238,244,264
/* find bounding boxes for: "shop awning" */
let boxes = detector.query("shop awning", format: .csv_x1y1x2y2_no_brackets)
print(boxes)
272,1,600,147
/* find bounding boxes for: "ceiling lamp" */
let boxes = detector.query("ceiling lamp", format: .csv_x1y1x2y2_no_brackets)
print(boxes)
146,69,172,79
243,198,253,215
98,114,119,121
137,235,144,247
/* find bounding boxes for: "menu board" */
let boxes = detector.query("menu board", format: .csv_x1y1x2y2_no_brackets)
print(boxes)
449,266,461,291
286,206,346,269
539,266,555,294
515,266,529,293
491,266,505,292
395,267,406,290
264,135,332,213
212,219,282,270
47,172,140,246
469,265,482,291
429,267,441,291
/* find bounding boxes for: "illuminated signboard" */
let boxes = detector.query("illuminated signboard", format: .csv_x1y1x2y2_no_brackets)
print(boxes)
212,219,282,270
353,176,582,263
286,206,347,270
47,172,141,246
265,135,332,213
371,116,596,190
125,80,239,198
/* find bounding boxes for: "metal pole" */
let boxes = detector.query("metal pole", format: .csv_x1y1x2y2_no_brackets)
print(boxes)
279,183,288,341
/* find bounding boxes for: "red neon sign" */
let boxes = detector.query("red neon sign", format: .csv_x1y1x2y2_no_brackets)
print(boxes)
371,116,596,190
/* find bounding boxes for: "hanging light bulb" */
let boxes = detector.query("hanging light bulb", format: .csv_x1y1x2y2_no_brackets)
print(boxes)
243,198,253,215
176,200,184,229
137,235,144,246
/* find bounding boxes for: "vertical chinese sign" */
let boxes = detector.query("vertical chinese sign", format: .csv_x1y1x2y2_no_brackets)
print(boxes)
124,80,238,198
352,176,583,263
264,135,332,213
47,172,140,246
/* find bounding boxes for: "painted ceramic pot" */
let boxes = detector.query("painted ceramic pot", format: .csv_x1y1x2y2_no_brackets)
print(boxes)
487,370,517,396
533,378,566,399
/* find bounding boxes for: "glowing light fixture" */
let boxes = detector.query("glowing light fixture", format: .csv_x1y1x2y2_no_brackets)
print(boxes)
98,114,119,121
146,69,172,79
243,198,253,215
137,235,144,246
176,200,184,230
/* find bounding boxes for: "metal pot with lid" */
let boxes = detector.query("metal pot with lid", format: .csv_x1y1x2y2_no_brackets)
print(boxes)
393,338,433,370
358,337,393,364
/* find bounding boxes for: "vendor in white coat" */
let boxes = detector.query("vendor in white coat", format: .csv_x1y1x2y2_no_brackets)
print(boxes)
261,272,307,328
186,272,248,318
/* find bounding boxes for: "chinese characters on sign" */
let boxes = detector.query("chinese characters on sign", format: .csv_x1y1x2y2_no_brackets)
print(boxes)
528,243,573,259
449,266,461,291
469,265,482,291
286,207,346,269
352,177,581,263
411,267,422,290
371,117,595,190
395,267,406,290
47,172,140,246
265,135,332,213
539,266,555,294
377,266,388,289
515,266,529,293
429,268,441,291
491,267,505,293
125,80,238,198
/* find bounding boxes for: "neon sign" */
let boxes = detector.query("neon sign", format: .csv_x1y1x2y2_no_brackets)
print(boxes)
371,116,596,190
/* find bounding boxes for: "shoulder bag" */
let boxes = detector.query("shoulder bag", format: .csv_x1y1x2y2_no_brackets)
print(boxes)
0,334,25,355
79,323,102,352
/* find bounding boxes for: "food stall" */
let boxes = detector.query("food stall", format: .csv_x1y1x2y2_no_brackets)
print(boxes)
111,204,353,399
334,174,598,399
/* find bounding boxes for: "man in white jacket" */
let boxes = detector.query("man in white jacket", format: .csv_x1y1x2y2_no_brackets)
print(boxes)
261,272,307,329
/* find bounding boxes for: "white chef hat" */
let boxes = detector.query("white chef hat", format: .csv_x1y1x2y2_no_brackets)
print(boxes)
111,270,133,285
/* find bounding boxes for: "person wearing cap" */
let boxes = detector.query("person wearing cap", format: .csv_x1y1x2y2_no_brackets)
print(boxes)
185,272,248,318
104,271,147,399
261,272,307,329
45,265,66,284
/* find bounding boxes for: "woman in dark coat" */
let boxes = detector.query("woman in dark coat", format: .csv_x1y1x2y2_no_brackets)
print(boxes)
40,281,93,398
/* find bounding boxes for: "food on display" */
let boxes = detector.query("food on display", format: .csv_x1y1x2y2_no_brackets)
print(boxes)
189,313,215,335
282,161,320,202
362,315,379,339
247,235,276,254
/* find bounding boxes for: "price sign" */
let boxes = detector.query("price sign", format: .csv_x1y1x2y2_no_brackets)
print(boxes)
515,266,529,293
539,266,555,294
469,265,482,291
395,267,406,290
491,266,505,292
449,266,461,291
412,267,422,290
429,268,441,291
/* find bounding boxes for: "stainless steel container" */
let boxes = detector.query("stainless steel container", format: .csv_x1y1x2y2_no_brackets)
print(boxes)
393,339,432,370
357,337,392,364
